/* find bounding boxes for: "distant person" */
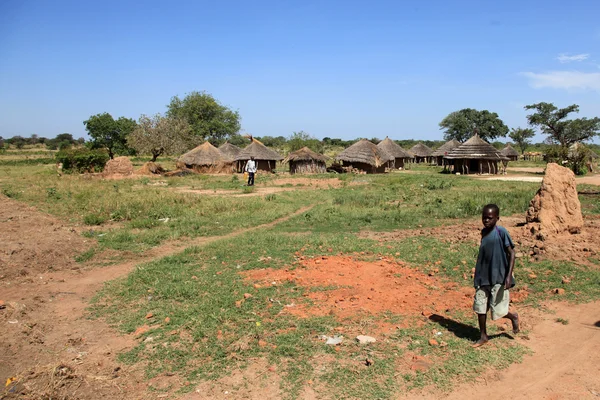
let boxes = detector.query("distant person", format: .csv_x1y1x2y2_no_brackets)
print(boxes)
245,156,257,186
472,203,520,347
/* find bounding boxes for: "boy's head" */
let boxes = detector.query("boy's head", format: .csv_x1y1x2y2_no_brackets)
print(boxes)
251,156,255,161
481,204,500,229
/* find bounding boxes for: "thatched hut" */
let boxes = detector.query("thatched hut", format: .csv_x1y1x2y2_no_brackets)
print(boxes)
218,142,241,161
234,138,283,173
500,143,519,161
409,143,434,163
335,139,393,174
431,139,461,167
377,137,412,169
177,142,234,173
283,147,328,174
444,134,508,174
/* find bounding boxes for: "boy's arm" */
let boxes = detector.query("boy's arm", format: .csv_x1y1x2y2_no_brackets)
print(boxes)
505,245,515,290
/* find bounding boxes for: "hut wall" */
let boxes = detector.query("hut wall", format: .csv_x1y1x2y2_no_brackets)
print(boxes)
414,156,431,164
289,160,327,174
238,160,278,173
508,155,518,161
453,159,500,175
394,158,408,168
342,161,385,174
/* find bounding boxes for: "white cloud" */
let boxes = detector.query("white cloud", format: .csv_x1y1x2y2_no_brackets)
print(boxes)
556,53,590,63
521,70,600,91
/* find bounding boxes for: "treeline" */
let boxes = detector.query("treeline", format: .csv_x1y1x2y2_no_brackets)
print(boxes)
1,133,84,150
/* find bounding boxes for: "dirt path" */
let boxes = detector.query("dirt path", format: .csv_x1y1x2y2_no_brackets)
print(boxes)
1,200,314,399
405,301,600,400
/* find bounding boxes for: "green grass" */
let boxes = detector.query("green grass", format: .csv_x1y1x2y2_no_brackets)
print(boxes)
3,162,600,399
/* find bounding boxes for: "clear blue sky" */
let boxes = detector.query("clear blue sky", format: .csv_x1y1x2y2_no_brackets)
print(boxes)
1,0,599,142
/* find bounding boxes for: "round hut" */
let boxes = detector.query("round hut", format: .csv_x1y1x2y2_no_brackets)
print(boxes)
409,143,434,163
431,139,461,167
178,141,234,173
500,143,519,161
444,134,508,175
377,137,412,169
335,139,393,174
283,147,328,174
234,137,283,173
218,142,241,162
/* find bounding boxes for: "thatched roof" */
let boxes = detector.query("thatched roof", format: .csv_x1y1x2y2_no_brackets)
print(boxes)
569,142,599,159
283,147,328,164
500,143,519,157
377,137,412,159
335,139,394,167
409,143,434,157
431,139,461,157
444,135,508,160
218,142,241,161
179,142,227,165
234,138,283,161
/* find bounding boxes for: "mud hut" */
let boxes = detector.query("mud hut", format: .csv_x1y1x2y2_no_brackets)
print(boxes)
444,134,508,175
335,139,393,174
500,143,519,161
431,139,461,167
409,143,434,163
377,137,412,169
218,142,241,162
177,141,234,173
234,138,283,173
283,147,328,174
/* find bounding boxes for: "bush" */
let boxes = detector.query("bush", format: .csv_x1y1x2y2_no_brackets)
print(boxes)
56,148,109,173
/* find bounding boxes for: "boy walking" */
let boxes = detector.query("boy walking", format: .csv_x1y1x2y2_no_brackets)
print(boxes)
245,156,257,186
473,204,520,347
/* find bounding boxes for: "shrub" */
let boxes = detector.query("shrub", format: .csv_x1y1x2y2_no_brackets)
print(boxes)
56,148,109,173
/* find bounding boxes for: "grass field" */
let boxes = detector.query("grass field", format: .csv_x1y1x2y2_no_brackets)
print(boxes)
1,158,600,399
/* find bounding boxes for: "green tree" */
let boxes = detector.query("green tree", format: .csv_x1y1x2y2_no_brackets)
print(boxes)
508,127,535,154
439,108,508,142
524,102,600,148
166,91,241,142
83,113,137,159
128,114,196,162
287,131,323,153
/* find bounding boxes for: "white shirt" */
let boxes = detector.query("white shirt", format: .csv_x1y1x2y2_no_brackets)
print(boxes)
245,160,257,173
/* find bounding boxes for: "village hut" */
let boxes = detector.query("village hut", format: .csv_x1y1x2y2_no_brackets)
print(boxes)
500,143,520,161
377,137,412,169
444,134,509,175
409,143,434,163
335,139,394,174
431,139,461,167
218,142,241,162
283,147,328,174
177,141,234,173
234,137,283,173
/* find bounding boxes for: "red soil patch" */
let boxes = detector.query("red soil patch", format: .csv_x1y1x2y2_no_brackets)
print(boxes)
243,255,473,320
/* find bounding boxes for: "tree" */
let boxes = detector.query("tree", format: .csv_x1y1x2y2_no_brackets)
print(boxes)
83,113,137,159
287,131,323,153
128,114,196,162
508,127,535,154
524,102,600,148
439,108,509,142
166,91,241,142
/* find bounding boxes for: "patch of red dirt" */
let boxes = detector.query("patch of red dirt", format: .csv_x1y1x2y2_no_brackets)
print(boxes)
243,256,473,320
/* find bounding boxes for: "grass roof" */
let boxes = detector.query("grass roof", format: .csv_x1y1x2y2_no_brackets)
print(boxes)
377,137,412,159
431,139,461,157
283,147,328,164
234,139,283,161
335,139,393,167
444,135,508,160
409,143,434,157
179,142,227,166
218,142,241,161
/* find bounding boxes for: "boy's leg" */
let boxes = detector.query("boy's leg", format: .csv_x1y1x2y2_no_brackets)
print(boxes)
490,285,520,334
473,313,489,347
473,286,491,347
504,311,520,334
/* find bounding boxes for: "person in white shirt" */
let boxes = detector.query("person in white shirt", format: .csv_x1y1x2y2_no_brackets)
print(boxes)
245,156,257,186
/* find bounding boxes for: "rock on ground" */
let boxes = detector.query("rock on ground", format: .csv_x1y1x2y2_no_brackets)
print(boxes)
526,163,583,239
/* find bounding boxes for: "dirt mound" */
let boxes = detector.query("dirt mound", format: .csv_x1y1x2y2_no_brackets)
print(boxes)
526,163,584,239
136,161,165,175
102,156,133,176
0,195,93,280
242,255,473,321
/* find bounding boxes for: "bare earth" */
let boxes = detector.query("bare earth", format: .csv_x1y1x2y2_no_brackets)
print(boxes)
2,190,600,399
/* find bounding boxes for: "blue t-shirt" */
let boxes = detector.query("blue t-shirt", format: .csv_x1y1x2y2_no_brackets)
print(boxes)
473,225,515,288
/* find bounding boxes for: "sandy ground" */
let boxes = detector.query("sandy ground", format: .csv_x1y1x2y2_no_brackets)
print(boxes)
472,167,600,186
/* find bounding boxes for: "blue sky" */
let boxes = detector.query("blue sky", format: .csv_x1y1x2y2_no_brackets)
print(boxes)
1,0,599,142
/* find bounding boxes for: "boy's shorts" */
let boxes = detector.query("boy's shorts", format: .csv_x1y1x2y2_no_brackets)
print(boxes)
473,284,509,320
